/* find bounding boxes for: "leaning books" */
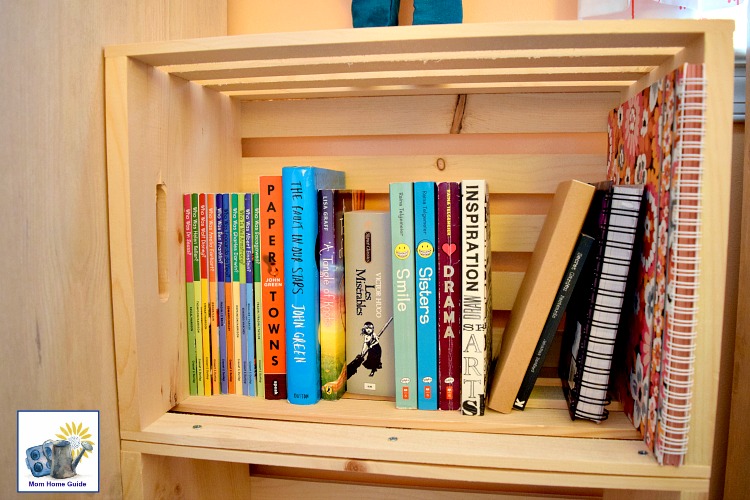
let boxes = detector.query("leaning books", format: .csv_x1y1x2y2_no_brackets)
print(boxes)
487,179,595,413
340,211,395,399
559,181,646,422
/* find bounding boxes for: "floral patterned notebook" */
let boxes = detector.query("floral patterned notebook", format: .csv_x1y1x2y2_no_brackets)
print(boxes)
607,63,703,466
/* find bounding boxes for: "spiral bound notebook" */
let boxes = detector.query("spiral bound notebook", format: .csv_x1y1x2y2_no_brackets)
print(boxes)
607,63,705,465
654,63,705,466
559,181,645,422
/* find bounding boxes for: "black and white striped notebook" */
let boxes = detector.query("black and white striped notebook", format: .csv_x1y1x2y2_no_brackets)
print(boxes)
559,181,646,423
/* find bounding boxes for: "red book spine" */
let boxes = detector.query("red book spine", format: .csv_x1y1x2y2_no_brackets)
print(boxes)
437,182,462,410
260,176,287,399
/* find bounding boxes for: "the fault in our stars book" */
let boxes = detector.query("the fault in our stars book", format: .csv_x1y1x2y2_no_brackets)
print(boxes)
413,182,438,410
282,166,346,405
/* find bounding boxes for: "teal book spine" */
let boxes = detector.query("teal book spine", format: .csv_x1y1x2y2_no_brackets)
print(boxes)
413,182,438,410
390,182,418,409
282,166,346,405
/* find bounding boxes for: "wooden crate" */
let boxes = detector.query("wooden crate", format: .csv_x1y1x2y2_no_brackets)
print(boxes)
105,20,734,495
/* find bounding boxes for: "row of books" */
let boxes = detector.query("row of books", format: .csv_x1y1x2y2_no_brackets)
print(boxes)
182,173,493,415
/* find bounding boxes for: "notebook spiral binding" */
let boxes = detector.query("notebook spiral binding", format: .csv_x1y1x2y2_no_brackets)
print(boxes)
654,66,705,465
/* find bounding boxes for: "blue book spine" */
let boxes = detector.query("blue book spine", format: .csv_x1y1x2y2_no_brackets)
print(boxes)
216,194,228,394
390,181,418,409
244,193,256,396
282,166,345,405
413,182,438,410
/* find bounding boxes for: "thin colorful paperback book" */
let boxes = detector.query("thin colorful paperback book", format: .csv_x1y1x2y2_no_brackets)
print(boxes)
222,192,235,393
199,194,211,394
191,193,204,395
216,194,228,393
244,193,256,396
183,194,198,395
207,194,220,395
252,192,264,398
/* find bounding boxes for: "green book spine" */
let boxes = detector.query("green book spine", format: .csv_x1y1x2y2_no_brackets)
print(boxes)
390,182,418,409
184,194,198,395
253,193,264,398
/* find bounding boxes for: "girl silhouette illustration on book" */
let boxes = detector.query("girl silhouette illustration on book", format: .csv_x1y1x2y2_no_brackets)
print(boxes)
322,316,393,395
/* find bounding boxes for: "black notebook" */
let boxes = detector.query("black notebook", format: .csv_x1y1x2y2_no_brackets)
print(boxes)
559,181,645,423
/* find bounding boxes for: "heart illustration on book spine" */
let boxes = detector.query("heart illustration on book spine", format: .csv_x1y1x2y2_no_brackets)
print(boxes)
442,243,456,256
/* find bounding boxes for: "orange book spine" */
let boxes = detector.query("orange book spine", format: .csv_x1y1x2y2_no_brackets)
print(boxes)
259,176,287,399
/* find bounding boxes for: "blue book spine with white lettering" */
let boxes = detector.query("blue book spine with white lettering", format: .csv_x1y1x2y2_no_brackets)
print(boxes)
244,193,257,396
413,182,438,410
282,166,346,405
216,194,228,394
390,182,418,409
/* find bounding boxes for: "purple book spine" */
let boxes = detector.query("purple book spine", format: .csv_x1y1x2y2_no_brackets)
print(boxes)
437,182,462,410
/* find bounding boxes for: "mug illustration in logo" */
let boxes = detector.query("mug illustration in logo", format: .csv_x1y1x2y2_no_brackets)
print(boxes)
25,442,53,477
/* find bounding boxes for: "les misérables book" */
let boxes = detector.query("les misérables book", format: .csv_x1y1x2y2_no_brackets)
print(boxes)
281,166,346,405
487,179,595,413
339,211,395,399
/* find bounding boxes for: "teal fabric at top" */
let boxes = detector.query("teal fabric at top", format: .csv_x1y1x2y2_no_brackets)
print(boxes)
413,0,463,25
352,0,400,27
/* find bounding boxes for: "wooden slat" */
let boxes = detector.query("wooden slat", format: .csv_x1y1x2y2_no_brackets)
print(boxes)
493,271,524,311
492,215,545,253
240,94,616,138
105,20,712,66
123,408,709,479
224,82,631,100
168,48,675,82
204,67,648,93
240,155,606,194
242,133,607,157
170,395,641,441
122,440,709,493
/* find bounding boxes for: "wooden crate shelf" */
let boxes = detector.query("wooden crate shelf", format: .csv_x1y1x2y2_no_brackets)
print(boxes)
105,19,735,496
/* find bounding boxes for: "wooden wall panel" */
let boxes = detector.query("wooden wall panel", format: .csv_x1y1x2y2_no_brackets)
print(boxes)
0,1,226,497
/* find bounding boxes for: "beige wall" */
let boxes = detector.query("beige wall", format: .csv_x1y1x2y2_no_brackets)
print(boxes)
228,0,577,34
0,2,226,497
